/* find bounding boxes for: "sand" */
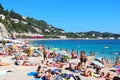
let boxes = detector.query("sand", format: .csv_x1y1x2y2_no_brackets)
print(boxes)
0,55,118,80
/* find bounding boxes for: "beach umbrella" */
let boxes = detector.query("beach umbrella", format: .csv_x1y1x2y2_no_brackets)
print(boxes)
91,61,104,67
52,48,59,51
96,57,102,60
6,43,13,47
56,50,62,54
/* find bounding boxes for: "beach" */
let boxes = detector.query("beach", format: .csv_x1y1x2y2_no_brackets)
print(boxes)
0,56,118,80
0,39,119,80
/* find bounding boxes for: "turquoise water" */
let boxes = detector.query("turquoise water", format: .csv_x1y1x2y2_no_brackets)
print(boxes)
30,40,120,62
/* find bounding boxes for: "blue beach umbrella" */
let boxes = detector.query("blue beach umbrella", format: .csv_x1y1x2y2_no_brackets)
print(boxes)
6,43,13,47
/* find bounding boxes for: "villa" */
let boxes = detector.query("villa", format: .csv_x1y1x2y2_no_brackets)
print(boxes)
0,14,5,20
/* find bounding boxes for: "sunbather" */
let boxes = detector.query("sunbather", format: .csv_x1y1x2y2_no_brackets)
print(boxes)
35,66,44,78
0,62,9,66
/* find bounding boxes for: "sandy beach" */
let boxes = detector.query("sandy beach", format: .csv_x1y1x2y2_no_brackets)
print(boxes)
0,39,119,80
0,55,118,80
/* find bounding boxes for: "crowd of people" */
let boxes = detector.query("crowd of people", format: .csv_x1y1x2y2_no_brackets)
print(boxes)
0,42,120,80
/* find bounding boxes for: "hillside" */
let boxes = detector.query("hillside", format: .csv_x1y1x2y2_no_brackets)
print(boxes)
0,4,66,39
0,4,120,39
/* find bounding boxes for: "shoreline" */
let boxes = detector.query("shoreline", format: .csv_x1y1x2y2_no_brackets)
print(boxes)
16,38,120,41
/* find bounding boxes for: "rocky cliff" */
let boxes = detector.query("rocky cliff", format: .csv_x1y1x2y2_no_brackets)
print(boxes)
0,22,10,38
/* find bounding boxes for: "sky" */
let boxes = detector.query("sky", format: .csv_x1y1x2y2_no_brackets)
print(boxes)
0,0,120,33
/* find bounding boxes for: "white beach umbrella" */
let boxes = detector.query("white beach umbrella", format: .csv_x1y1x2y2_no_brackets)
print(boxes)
92,61,104,67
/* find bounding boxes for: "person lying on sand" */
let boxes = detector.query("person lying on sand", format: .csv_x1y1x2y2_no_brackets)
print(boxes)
105,72,112,80
84,68,93,77
45,60,64,68
0,62,9,66
42,69,53,80
68,63,74,71
98,72,105,80
45,61,52,67
14,55,27,60
23,61,38,66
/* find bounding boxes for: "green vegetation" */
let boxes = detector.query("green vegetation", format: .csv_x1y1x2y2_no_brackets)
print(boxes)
0,4,120,39
0,4,66,38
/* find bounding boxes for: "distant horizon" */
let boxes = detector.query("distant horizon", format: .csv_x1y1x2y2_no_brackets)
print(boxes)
0,0,120,34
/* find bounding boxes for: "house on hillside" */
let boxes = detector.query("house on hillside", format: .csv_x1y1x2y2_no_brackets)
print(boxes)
0,14,5,20
45,29,50,32
22,16,27,19
118,37,120,39
21,21,28,24
10,18,19,23
108,37,115,39
97,37,103,39
59,36,66,39
60,31,65,33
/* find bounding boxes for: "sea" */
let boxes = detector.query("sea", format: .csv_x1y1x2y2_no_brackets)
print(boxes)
30,39,120,63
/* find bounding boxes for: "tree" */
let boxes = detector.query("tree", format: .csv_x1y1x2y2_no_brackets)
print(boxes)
9,10,22,20
4,10,9,16
0,3,4,14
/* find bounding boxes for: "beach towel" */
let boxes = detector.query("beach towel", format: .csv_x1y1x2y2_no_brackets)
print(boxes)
0,69,14,76
32,78,42,80
0,70,7,75
60,73,67,78
51,68,61,74
27,72,38,76
65,74,74,79
53,58,58,61
114,65,120,68
73,70,81,73
53,75,63,80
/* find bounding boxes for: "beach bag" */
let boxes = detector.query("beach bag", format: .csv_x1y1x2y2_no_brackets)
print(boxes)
65,74,74,79
73,76,81,80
